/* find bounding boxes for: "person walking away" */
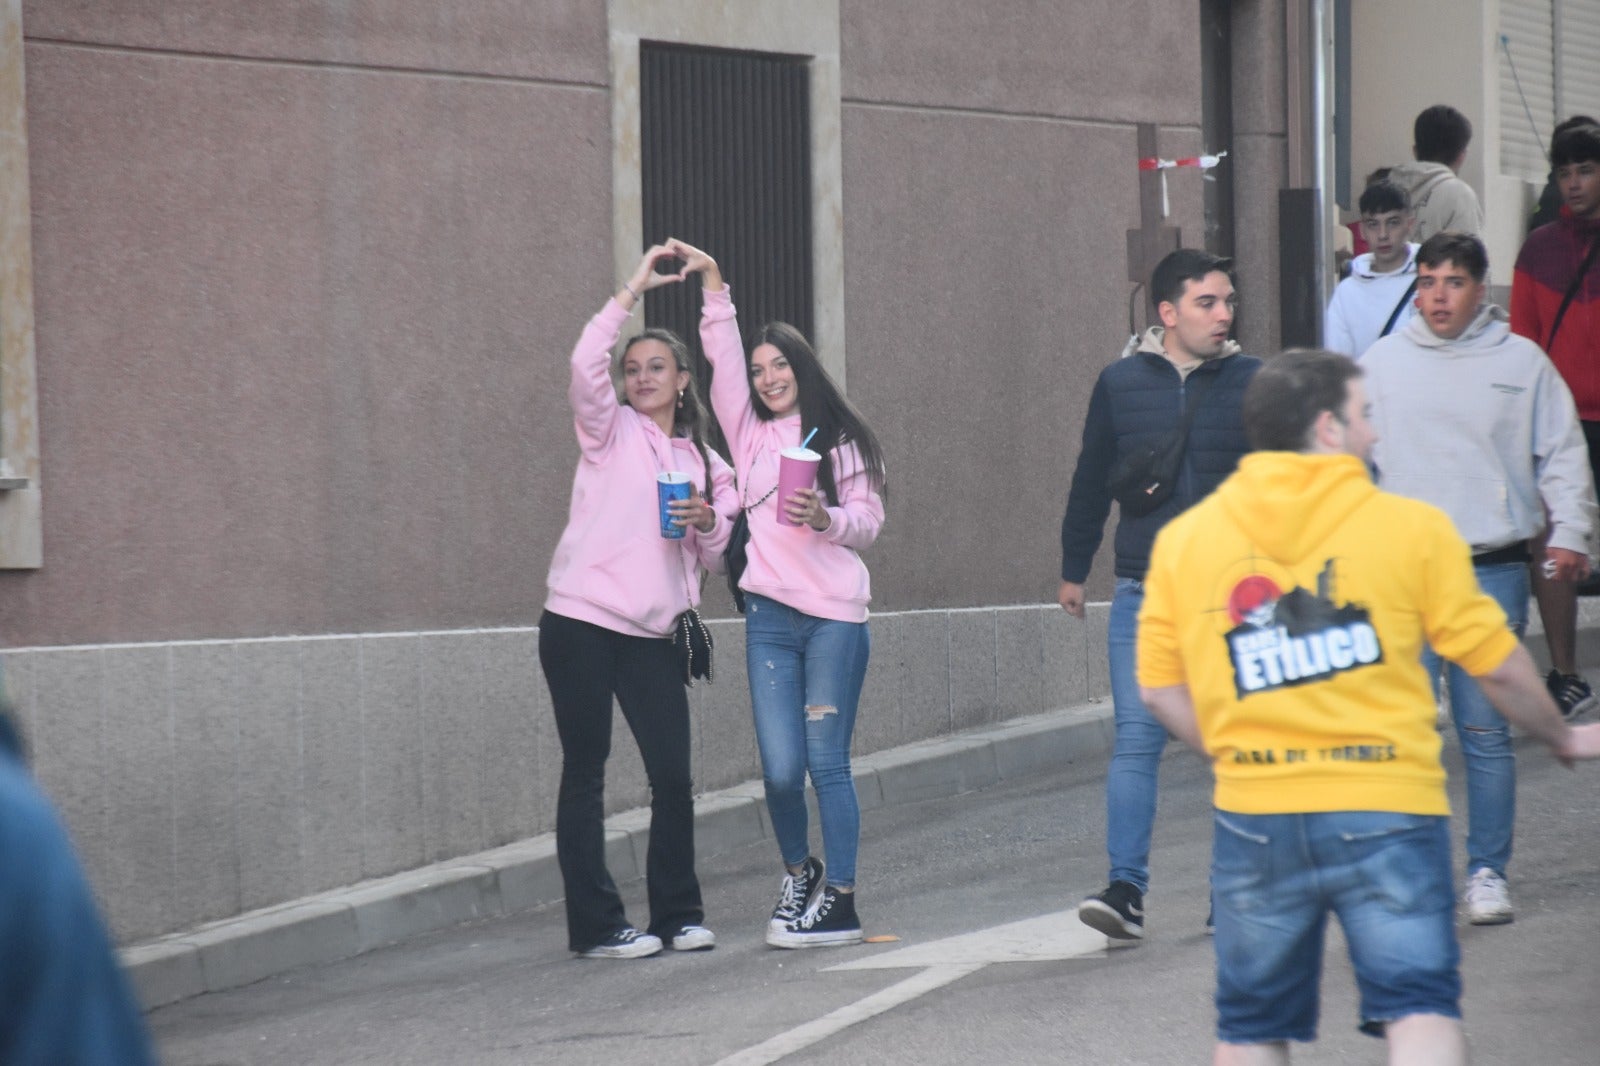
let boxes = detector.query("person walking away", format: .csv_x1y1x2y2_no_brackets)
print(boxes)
1388,105,1484,243
1138,348,1600,1065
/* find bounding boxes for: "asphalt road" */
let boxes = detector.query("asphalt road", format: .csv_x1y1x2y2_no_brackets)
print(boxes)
150,734,1600,1065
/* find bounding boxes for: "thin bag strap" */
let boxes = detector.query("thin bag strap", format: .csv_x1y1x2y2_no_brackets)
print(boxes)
1174,365,1221,445
1546,236,1600,352
1381,277,1419,338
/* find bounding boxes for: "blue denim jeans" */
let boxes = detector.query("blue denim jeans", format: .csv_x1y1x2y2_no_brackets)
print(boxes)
1420,560,1527,879
745,594,871,888
1106,577,1169,894
1212,810,1460,1043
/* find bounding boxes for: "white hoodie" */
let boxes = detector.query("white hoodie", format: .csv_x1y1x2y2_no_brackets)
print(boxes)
1361,304,1596,556
1324,243,1419,358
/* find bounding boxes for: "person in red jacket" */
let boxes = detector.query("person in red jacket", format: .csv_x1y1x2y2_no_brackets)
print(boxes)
1511,120,1600,721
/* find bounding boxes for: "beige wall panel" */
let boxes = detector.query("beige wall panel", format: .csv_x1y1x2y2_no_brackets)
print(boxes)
841,107,1205,610
24,0,607,85
9,44,609,645
840,0,1201,125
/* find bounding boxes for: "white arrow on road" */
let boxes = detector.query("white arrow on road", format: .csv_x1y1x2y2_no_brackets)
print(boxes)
711,911,1112,1066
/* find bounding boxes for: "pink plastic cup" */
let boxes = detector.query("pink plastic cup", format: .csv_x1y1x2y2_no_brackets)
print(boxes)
776,447,822,526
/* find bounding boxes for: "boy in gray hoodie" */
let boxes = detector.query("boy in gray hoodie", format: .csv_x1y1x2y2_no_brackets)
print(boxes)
1387,105,1485,243
1362,232,1596,927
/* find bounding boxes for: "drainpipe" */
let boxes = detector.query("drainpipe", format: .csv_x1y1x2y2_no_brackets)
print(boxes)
1279,0,1334,348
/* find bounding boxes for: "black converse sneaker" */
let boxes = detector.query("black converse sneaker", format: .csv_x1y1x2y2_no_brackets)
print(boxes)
769,856,825,931
1078,880,1145,940
767,885,862,948
1546,669,1598,720
577,926,663,959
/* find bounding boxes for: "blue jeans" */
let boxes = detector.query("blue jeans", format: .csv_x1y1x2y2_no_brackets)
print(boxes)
1420,561,1527,879
1106,577,1169,894
1212,810,1460,1043
745,594,871,889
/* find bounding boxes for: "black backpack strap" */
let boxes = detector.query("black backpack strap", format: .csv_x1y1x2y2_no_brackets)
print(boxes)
1546,236,1600,352
1381,277,1419,338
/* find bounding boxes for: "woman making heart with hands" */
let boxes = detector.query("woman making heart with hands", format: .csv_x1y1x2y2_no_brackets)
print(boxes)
539,243,737,960
670,236,888,949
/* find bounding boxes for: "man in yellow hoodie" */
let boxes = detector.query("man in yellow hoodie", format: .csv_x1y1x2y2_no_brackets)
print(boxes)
1137,350,1600,1065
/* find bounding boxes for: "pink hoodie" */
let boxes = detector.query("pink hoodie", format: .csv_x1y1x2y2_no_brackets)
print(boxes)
545,298,738,638
700,287,884,623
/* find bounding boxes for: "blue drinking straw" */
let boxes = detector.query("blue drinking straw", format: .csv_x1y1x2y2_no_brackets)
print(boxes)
800,427,819,450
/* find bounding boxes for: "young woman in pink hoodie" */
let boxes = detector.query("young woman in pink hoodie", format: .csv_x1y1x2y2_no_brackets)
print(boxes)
669,238,888,948
540,245,738,959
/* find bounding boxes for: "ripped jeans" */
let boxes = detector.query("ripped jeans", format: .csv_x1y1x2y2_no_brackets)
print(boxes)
745,593,871,888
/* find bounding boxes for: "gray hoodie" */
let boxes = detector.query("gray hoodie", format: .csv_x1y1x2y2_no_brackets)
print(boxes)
1387,160,1484,244
1361,304,1596,556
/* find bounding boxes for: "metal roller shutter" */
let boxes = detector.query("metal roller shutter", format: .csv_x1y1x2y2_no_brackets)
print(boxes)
1500,0,1557,179
639,41,814,440
1556,0,1600,121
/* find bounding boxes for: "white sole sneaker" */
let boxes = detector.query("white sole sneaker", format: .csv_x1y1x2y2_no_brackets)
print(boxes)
1077,898,1145,940
578,932,663,959
669,926,717,951
765,925,862,949
1463,869,1514,926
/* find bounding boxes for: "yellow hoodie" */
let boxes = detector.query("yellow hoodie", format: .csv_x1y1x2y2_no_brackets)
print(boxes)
1138,451,1519,816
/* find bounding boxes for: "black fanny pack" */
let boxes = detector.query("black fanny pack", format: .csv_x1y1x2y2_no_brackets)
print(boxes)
1105,369,1218,518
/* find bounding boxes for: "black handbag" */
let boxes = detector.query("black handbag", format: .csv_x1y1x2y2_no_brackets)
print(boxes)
671,607,713,685
723,484,778,613
1104,369,1218,518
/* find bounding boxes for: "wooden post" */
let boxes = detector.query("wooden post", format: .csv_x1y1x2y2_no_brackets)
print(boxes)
1125,123,1182,293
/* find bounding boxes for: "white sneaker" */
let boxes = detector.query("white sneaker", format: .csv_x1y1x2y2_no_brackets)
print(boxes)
1464,868,1513,925
668,924,716,951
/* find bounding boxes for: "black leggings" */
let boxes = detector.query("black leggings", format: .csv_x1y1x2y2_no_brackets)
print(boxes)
538,610,702,951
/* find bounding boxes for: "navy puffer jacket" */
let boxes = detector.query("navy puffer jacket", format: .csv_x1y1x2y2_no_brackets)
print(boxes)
1060,347,1260,582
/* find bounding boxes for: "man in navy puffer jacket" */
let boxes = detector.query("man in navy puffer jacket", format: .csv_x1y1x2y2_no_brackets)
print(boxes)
1059,248,1260,941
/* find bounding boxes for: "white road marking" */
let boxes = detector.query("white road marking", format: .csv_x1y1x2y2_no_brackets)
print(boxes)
824,909,1109,971
709,964,982,1066
712,910,1108,1065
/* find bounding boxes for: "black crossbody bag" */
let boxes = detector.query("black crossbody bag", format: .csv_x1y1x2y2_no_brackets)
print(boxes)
723,483,778,614
1104,369,1219,518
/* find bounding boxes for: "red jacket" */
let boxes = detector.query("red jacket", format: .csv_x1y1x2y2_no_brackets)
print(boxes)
1511,209,1600,419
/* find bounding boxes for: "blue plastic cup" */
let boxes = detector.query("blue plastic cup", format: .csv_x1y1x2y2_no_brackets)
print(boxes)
657,472,692,539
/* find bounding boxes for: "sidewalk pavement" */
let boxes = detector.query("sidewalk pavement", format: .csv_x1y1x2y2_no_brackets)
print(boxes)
121,701,1119,1009
119,597,1600,1011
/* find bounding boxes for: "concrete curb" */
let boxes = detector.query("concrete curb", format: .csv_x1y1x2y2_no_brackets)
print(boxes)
122,701,1116,1008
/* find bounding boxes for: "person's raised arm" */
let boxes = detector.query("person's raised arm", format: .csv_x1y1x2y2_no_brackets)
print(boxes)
670,238,758,453
569,244,684,454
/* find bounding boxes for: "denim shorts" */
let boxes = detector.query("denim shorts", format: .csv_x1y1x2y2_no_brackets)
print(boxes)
1211,810,1460,1044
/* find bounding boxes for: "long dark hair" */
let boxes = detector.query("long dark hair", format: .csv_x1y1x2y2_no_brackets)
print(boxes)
620,328,716,504
750,322,887,505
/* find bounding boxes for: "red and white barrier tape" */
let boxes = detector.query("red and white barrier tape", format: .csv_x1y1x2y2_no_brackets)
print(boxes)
1137,150,1228,216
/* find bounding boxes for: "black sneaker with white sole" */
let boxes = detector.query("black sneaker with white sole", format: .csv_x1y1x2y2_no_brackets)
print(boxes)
767,885,862,948
1078,880,1145,940
769,856,825,930
1546,669,1597,720
578,926,662,959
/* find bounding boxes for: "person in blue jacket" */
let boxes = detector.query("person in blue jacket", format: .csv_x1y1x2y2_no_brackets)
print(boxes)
1058,248,1260,942
0,703,157,1065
